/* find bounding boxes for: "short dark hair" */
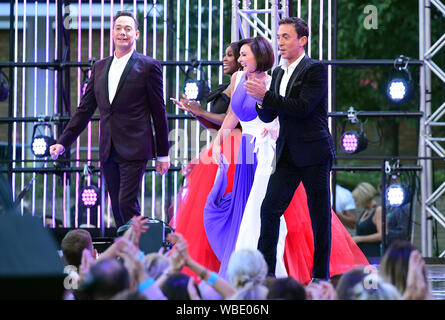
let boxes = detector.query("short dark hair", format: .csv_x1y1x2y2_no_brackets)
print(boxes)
61,229,93,268
238,36,274,72
114,10,139,30
279,17,309,39
78,259,130,300
266,277,306,300
335,267,368,300
161,273,202,300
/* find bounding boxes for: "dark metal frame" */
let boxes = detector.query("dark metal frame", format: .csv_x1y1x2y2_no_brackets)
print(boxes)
2,1,436,245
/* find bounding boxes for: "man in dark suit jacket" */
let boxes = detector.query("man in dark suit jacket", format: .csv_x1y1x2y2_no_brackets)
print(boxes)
50,11,170,228
245,17,335,281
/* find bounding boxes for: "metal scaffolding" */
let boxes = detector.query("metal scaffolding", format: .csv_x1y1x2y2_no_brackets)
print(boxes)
419,0,445,257
1,0,444,258
231,0,289,66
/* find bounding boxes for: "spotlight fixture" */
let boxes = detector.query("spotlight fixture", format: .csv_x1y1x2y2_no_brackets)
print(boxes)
340,108,368,154
184,78,210,101
341,130,367,154
79,165,101,210
182,60,210,101
80,185,100,208
385,170,411,208
386,55,413,103
31,123,56,158
386,184,406,207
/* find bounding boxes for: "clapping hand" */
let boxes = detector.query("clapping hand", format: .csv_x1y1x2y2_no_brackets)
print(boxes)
167,232,190,262
122,215,150,249
261,127,279,140
244,76,267,103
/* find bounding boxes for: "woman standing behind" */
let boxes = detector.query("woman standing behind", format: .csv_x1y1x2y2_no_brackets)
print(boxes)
173,42,241,130
352,182,383,259
169,42,242,275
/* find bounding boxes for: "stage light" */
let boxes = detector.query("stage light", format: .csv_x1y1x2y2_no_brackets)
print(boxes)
387,79,407,101
80,185,100,208
340,110,368,154
31,123,56,158
182,60,210,101
386,55,413,103
184,78,210,101
341,131,367,154
79,165,101,210
386,184,406,207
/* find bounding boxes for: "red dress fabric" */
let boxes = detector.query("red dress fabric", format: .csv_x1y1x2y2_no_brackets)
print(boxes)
171,129,242,278
283,183,369,285
171,129,369,283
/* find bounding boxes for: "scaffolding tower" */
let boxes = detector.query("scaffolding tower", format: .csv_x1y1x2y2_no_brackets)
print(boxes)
419,0,445,257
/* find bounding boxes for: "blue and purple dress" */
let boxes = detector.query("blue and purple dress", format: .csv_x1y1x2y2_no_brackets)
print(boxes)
203,71,281,279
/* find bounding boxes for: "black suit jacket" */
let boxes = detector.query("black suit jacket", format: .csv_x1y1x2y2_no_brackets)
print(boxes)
256,55,335,167
58,51,170,162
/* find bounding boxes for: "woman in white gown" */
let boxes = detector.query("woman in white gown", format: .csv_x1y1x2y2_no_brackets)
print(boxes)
203,36,288,278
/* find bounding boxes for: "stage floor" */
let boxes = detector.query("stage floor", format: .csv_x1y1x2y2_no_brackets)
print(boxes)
425,261,445,300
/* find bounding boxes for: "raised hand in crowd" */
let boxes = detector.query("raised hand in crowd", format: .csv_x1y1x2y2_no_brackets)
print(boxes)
116,238,143,288
122,215,150,249
166,232,236,299
78,248,95,286
113,237,167,300
187,277,202,300
154,235,188,288
402,250,432,300
96,216,149,262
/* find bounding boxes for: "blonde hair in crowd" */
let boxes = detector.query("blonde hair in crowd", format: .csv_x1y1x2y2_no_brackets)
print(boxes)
227,249,269,300
352,182,377,208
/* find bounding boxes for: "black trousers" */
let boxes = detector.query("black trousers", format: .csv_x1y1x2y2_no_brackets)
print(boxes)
257,146,332,279
101,145,147,228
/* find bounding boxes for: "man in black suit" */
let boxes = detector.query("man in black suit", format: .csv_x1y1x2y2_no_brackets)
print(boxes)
244,17,335,281
50,11,170,228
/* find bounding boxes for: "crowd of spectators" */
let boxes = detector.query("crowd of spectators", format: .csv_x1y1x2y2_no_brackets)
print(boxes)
58,215,432,300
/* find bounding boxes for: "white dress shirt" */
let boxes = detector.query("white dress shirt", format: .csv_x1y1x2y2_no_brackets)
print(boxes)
108,49,169,163
108,49,134,104
278,52,306,97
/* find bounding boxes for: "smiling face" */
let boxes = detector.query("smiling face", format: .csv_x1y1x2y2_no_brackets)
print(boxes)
277,23,307,65
112,16,139,55
238,44,257,74
223,45,239,75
